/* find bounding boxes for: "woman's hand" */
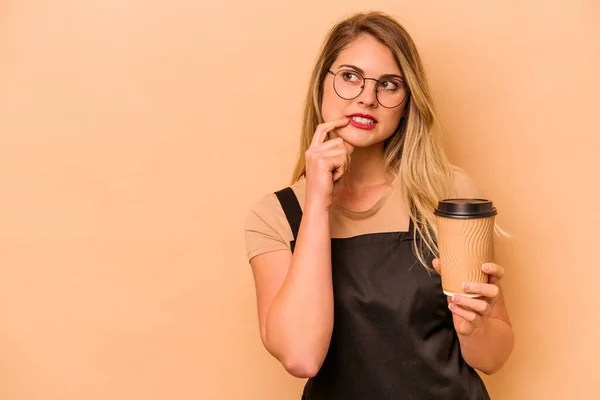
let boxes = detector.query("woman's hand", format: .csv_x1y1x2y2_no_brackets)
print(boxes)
304,118,352,210
432,259,505,336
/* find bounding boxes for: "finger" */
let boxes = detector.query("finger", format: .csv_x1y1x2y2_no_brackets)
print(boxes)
313,142,351,175
305,142,348,167
312,148,348,161
451,295,491,316
314,137,346,151
310,118,350,148
432,258,441,274
342,140,354,156
326,132,353,155
332,158,350,197
482,263,505,283
331,156,349,182
461,282,500,300
309,127,328,149
448,303,481,324
332,169,345,183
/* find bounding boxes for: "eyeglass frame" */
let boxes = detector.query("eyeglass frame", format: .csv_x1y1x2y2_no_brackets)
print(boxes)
327,69,409,109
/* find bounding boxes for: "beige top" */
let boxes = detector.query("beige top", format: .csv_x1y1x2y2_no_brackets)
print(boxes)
244,176,411,261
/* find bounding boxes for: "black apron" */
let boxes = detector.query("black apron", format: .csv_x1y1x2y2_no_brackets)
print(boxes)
275,187,491,400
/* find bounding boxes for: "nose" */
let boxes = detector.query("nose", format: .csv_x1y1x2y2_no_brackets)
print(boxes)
356,78,378,108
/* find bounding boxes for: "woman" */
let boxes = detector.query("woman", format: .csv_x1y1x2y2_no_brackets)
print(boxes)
244,11,513,399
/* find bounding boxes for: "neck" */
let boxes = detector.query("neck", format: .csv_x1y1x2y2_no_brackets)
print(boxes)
339,144,394,191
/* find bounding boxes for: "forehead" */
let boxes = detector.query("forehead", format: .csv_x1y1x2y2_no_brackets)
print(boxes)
333,35,402,76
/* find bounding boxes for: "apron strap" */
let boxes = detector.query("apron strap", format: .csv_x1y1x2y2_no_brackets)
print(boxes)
274,187,302,253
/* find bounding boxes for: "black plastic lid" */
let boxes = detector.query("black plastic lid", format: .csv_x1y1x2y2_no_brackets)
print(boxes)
434,198,497,219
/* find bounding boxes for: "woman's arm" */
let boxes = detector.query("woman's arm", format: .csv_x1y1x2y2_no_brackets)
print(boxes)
250,118,352,378
453,283,514,374
448,168,515,374
251,203,334,378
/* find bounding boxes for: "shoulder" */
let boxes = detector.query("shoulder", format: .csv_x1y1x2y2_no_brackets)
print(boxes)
451,165,484,198
247,178,306,222
247,192,284,223
243,178,306,261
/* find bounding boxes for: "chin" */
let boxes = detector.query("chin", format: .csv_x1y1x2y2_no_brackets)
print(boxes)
336,126,389,147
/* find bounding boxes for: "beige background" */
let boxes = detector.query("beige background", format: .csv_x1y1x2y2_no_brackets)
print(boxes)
0,0,598,399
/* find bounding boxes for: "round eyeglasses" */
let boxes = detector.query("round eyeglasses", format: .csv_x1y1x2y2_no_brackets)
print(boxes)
327,69,409,109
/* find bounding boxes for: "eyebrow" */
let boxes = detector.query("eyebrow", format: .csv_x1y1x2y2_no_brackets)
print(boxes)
337,64,404,80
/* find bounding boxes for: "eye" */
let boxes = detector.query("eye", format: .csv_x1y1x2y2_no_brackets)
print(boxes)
380,79,400,91
341,71,361,83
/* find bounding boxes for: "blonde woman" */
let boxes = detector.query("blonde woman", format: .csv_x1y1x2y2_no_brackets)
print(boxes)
245,11,513,399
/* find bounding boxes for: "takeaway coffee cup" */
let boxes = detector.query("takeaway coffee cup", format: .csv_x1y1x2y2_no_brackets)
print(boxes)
434,199,498,298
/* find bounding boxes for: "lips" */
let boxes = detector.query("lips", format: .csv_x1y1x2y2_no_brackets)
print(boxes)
347,113,378,123
347,113,378,130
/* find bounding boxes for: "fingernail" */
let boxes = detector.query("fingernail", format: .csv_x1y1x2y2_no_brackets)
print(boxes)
448,303,456,311
462,283,470,291
483,264,491,272
453,295,462,303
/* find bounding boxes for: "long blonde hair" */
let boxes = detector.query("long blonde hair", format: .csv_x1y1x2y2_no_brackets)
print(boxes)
291,11,457,269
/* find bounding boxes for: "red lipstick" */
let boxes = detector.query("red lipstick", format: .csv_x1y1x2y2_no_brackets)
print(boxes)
347,113,378,130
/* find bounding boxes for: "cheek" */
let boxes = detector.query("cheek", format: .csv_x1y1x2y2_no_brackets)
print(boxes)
321,84,347,121
380,109,404,136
